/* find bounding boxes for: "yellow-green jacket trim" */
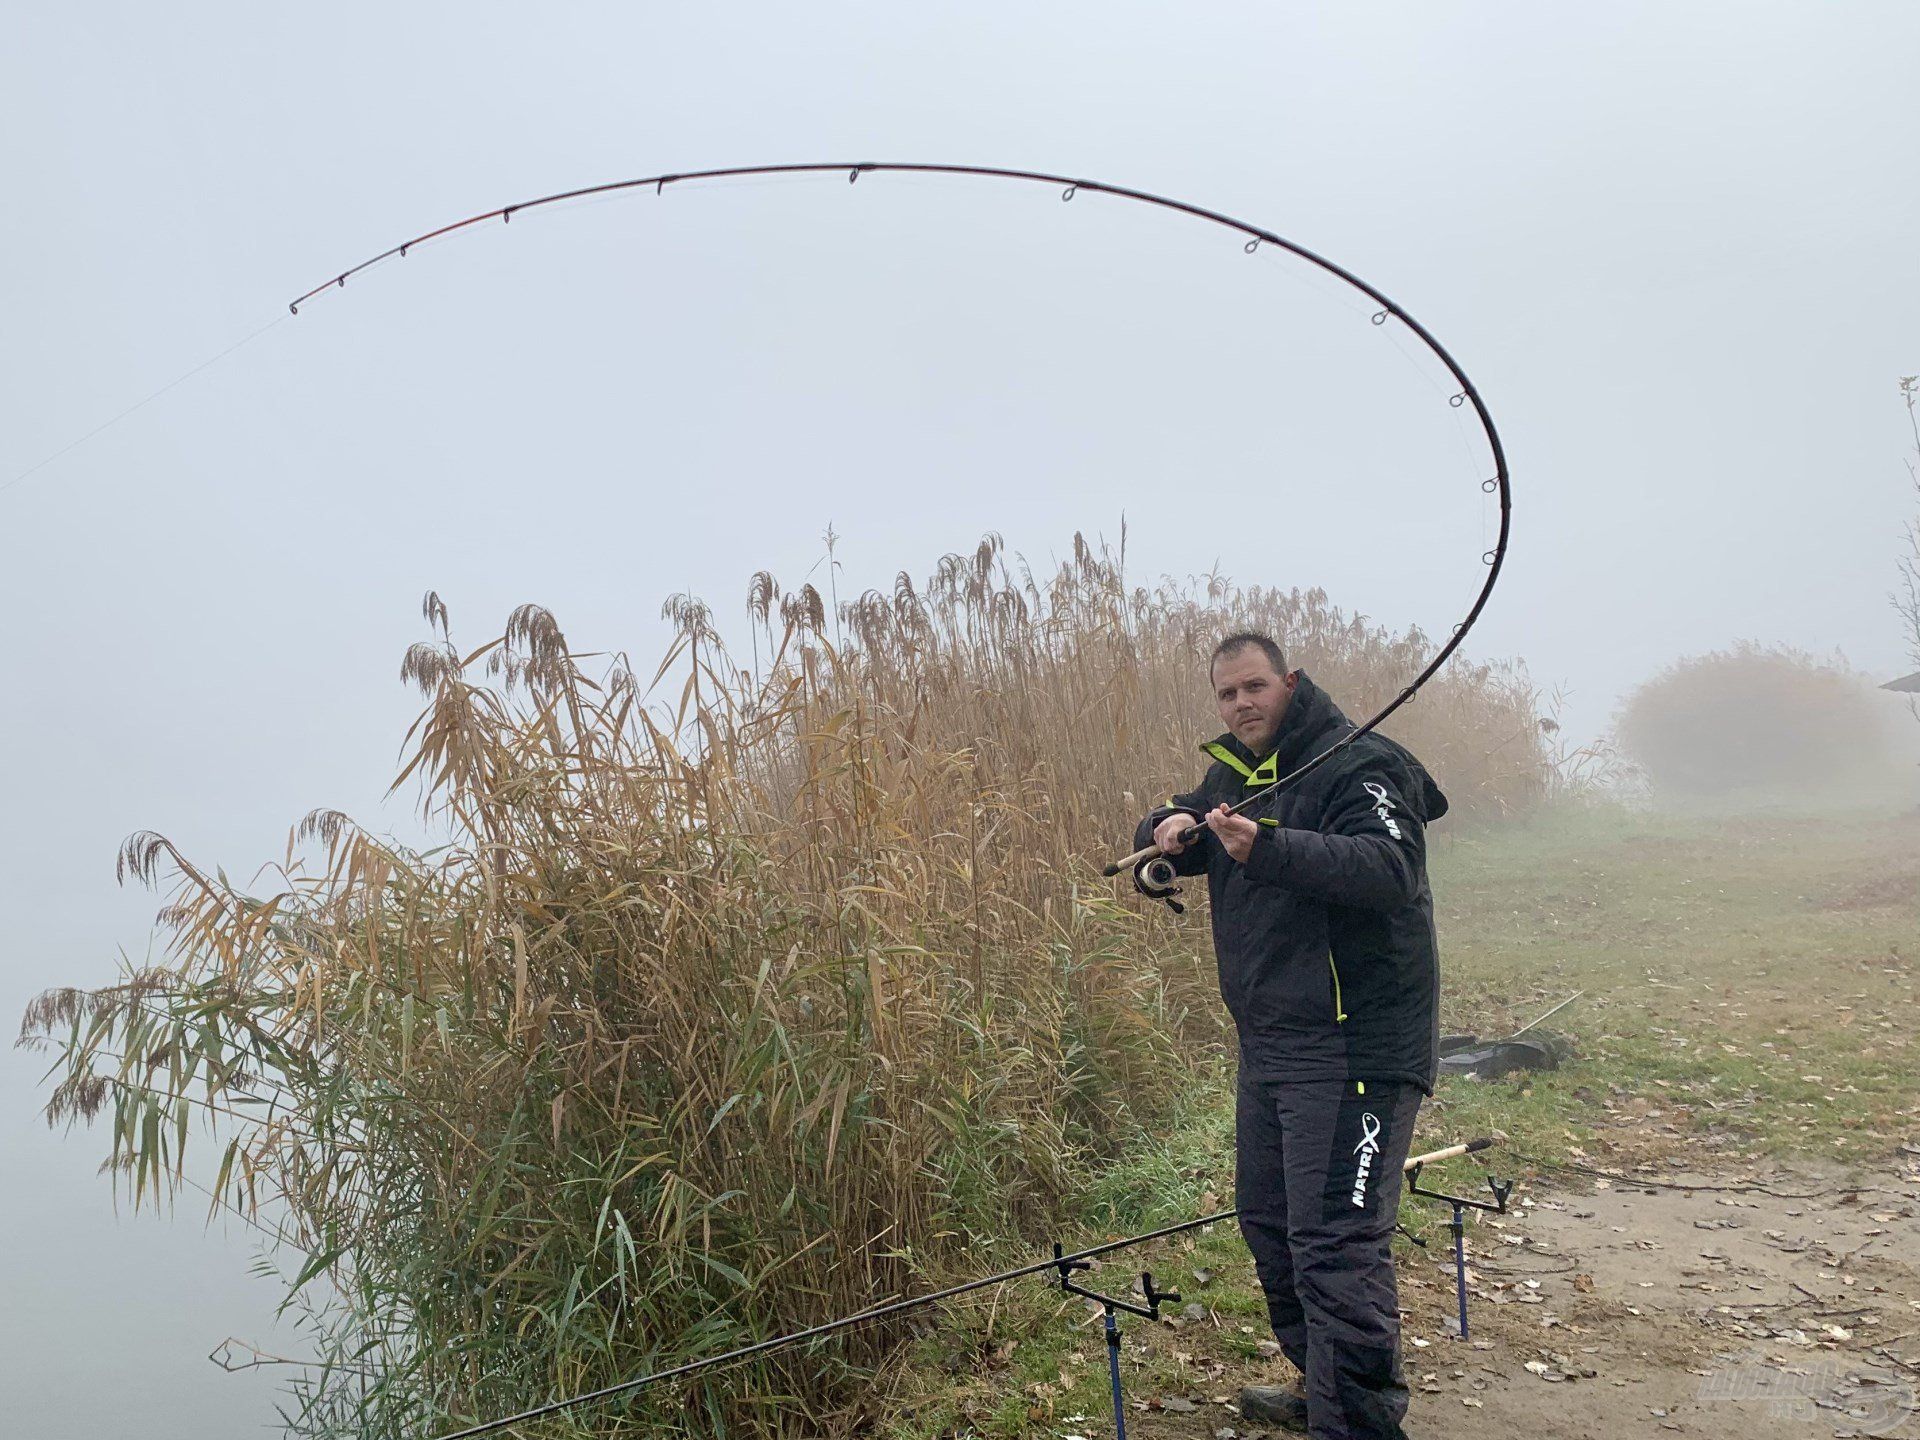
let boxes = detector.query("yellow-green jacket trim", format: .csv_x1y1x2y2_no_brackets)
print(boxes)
1201,741,1278,787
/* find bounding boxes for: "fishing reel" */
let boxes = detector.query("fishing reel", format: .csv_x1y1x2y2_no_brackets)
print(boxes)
1132,855,1186,915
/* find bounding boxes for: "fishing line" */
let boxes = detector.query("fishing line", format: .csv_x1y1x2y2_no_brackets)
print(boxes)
1,314,290,496
1507,1151,1854,1202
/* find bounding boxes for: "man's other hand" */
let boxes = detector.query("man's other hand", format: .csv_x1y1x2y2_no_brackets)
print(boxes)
1205,804,1258,863
1153,814,1199,854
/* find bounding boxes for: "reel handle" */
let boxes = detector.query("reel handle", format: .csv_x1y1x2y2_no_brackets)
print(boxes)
1100,828,1201,878
1101,844,1157,878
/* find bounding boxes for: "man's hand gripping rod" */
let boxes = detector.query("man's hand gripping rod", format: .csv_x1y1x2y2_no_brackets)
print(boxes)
1101,758,1322,878
1112,790,1268,914
1100,701,1409,880
1103,800,1247,877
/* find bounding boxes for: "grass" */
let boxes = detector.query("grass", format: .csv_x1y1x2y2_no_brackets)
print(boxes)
1427,800,1920,1164
877,797,1920,1438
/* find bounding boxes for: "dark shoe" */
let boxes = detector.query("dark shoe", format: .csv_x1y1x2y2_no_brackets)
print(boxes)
1237,1381,1309,1432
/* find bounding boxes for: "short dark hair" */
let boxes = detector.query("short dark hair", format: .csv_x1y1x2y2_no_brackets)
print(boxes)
1210,631,1288,678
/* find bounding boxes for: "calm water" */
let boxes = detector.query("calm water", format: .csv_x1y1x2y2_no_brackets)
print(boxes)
2,1033,291,1437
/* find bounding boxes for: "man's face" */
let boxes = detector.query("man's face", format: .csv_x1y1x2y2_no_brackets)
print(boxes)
1212,648,1297,754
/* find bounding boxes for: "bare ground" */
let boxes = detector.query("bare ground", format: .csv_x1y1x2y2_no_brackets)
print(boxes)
1100,1153,1920,1440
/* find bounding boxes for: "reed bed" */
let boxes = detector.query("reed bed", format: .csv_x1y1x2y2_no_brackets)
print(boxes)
20,531,1548,1438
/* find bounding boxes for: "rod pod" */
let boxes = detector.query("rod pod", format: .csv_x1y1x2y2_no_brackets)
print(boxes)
1405,1165,1512,1342
1051,1242,1182,1440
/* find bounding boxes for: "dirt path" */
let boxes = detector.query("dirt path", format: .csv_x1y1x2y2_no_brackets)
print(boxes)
1108,1155,1920,1439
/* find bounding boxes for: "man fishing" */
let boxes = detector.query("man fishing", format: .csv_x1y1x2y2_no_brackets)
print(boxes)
1132,632,1447,1439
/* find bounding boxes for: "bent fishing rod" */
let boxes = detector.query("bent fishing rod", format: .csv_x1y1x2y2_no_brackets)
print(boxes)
286,169,1512,866
285,161,1512,1436
433,1138,1496,1440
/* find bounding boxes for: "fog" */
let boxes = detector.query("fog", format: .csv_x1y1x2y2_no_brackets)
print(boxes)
3,4,1917,1434
1612,644,1920,809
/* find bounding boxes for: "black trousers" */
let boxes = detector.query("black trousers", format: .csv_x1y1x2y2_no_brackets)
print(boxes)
1235,1068,1423,1440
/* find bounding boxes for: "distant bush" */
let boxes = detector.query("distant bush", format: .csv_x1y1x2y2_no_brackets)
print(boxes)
1614,643,1889,796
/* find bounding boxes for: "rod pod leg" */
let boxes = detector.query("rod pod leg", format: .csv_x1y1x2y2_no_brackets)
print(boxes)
1450,1202,1470,1343
1049,1243,1177,1440
1408,1162,1507,1345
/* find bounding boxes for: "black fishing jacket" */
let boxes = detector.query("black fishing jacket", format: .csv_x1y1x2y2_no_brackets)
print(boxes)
1133,673,1448,1093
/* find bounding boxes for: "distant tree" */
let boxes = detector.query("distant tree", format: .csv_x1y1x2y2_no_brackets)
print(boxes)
1615,643,1889,796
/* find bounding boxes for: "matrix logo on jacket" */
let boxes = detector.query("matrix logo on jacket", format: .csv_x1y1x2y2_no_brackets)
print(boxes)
1351,1112,1382,1207
1362,781,1403,839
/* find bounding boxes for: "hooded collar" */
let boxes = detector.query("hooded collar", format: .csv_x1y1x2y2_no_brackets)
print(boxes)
1201,671,1354,779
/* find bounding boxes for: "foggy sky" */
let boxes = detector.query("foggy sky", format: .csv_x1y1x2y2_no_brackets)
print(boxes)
3,4,1916,1434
